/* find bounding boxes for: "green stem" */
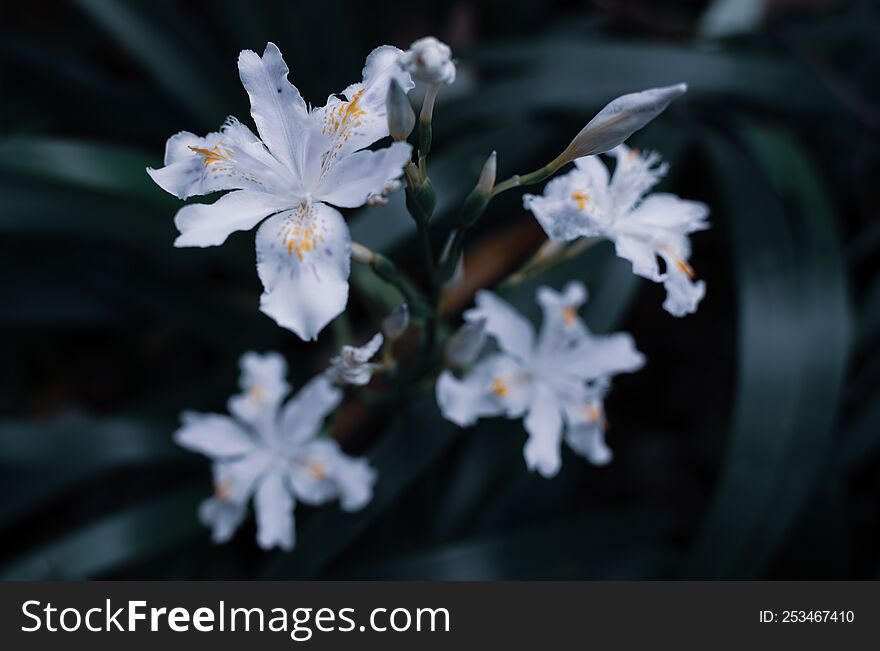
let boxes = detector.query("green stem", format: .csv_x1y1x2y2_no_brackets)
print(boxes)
362,252,430,318
490,164,555,198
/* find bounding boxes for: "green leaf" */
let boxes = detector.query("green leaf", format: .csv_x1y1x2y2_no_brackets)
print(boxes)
0,418,184,466
460,39,848,122
0,139,171,203
329,508,679,580
687,126,850,578
71,0,230,126
0,485,204,580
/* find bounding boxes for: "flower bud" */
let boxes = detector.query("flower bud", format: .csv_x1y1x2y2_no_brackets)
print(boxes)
475,150,496,197
445,318,487,367
351,242,376,265
382,303,410,341
386,79,415,142
401,36,456,85
550,83,688,170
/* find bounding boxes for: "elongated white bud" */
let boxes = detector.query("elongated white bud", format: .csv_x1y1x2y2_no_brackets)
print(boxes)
387,79,416,142
476,151,497,197
382,303,410,341
551,83,688,170
351,242,376,265
445,318,487,367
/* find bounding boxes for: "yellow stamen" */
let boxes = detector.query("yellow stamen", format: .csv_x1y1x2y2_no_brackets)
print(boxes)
490,378,509,397
562,306,578,326
214,481,231,503
571,190,590,212
310,462,327,480
189,144,231,167
248,384,263,402
676,259,696,280
585,405,601,423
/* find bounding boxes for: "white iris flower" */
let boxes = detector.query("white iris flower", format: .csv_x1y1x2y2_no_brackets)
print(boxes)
175,352,376,551
523,145,710,316
148,43,414,340
436,282,644,477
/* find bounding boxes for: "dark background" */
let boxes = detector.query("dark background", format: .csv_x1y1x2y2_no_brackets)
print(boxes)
0,0,878,580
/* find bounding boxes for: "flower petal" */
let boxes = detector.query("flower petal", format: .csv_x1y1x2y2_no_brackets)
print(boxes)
523,162,609,241
535,281,589,352
238,42,309,181
254,468,295,551
300,46,413,191
562,332,646,380
523,383,564,478
173,189,290,248
316,142,412,208
228,351,290,437
464,291,535,361
607,145,667,215
565,422,613,466
279,374,343,445
333,453,377,512
287,438,375,511
613,234,662,281
327,333,384,386
174,411,256,459
198,496,247,544
147,118,295,200
255,203,351,340
214,450,274,505
436,354,529,427
663,271,706,317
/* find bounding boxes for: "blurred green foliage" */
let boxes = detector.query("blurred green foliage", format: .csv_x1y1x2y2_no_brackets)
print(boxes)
0,0,879,580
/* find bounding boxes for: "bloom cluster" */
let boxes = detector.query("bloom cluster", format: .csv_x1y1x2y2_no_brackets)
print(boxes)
151,36,709,550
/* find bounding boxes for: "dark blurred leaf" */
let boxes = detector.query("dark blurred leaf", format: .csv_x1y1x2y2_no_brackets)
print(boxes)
0,139,171,202
331,508,679,580
0,485,204,580
0,418,183,466
688,127,849,578
71,0,230,126
459,39,851,122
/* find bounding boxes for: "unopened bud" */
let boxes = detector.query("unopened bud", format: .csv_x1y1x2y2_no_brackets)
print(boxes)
387,79,416,142
476,151,496,197
445,318,487,367
550,83,688,170
351,242,376,265
401,37,456,85
382,303,410,341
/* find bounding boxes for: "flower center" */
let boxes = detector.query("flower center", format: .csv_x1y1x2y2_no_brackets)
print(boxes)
282,201,324,262
562,306,578,326
490,378,509,397
189,143,234,170
676,259,696,280
571,190,591,212
214,480,231,502
310,462,327,480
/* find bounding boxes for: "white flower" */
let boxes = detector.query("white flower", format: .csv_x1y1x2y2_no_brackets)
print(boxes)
524,145,710,316
326,333,384,386
148,43,414,341
175,352,376,550
436,282,644,477
400,36,456,85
